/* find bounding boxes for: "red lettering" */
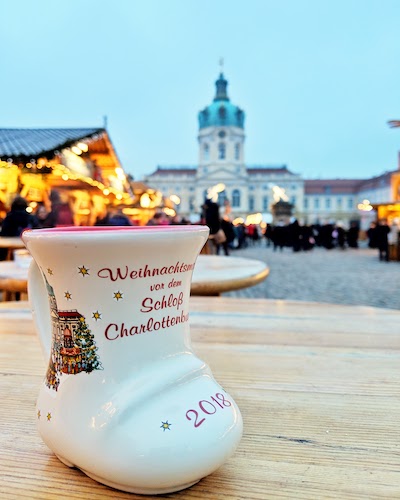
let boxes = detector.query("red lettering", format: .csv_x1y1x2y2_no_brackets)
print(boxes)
104,323,119,340
141,297,153,313
98,266,128,282
140,292,184,313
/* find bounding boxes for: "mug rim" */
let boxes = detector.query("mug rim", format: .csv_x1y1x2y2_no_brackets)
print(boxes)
22,225,210,242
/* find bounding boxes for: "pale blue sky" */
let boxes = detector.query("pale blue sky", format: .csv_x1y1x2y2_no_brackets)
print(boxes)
2,0,400,181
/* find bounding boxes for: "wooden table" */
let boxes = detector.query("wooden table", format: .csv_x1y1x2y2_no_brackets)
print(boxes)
191,255,269,295
0,236,25,260
0,260,30,301
0,255,269,299
1,298,399,499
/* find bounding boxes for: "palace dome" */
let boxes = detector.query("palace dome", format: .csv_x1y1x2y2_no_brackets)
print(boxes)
198,73,245,130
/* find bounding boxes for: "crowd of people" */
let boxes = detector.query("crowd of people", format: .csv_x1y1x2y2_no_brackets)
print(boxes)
262,220,360,252
0,192,74,260
0,193,399,263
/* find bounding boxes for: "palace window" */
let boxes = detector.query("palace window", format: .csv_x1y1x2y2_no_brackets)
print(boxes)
218,190,227,205
325,198,330,209
218,142,226,160
249,195,255,211
314,198,320,209
235,143,240,160
232,189,241,207
263,196,269,211
203,143,209,161
348,198,353,209
304,198,309,209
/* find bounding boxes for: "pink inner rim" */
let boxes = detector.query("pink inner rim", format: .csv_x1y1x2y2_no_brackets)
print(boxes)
24,225,208,234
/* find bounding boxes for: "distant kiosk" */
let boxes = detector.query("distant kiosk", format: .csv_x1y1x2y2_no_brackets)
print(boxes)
271,200,293,224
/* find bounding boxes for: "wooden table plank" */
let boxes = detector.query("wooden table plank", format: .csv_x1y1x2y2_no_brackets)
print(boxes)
0,298,399,499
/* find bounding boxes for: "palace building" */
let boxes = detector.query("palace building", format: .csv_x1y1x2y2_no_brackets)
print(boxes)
145,73,400,228
145,73,303,222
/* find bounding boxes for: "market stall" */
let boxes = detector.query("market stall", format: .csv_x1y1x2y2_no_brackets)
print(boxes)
0,128,164,225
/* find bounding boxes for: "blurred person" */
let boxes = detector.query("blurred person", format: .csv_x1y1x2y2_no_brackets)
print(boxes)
217,217,235,256
347,222,359,248
45,190,74,227
251,225,261,245
35,204,51,228
335,222,346,250
319,223,334,249
94,211,111,226
202,198,221,235
301,224,315,251
271,223,287,252
375,219,390,261
235,223,246,248
202,197,223,253
170,215,182,225
146,212,168,226
0,196,39,259
264,224,273,247
288,219,301,252
108,208,132,226
367,221,378,248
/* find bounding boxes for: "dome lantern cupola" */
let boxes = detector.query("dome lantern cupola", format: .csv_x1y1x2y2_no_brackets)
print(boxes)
198,73,245,130
214,73,229,101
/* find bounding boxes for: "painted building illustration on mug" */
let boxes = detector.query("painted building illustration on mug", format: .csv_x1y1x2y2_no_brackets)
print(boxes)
44,274,102,391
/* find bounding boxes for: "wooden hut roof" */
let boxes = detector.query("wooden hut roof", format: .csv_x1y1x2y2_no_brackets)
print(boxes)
0,128,104,160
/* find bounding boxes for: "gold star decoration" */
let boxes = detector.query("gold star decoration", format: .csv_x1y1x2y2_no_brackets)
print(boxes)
113,291,123,301
160,421,171,431
47,268,53,275
37,410,41,419
47,412,52,421
64,291,72,300
92,311,102,321
78,265,90,277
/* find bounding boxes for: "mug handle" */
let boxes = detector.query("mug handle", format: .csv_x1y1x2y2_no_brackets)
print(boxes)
28,259,52,359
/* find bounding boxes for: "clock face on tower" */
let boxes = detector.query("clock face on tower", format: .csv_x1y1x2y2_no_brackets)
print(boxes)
218,130,226,138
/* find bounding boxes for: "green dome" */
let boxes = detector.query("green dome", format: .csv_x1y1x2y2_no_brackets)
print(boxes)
198,74,245,130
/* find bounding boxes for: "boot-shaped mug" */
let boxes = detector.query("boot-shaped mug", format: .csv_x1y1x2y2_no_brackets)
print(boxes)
22,225,243,495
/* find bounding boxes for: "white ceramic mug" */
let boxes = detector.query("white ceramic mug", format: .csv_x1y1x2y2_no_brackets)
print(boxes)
22,226,243,495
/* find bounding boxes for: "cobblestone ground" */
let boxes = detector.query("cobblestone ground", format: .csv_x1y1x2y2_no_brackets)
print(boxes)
223,242,400,310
